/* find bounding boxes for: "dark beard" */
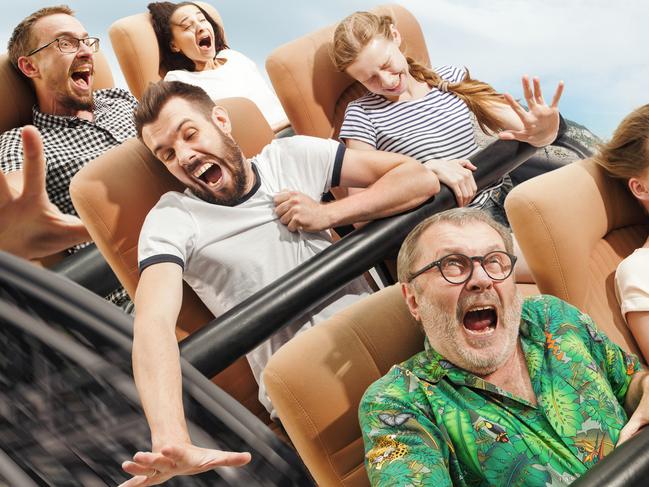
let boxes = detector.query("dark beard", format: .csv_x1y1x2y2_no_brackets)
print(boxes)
58,93,94,113
193,137,251,206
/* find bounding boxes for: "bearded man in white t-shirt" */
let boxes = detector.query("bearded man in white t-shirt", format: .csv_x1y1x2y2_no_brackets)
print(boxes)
119,80,439,486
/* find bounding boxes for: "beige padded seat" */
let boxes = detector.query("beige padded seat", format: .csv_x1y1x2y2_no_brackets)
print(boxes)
265,284,422,486
108,2,224,100
70,97,275,421
0,50,113,266
506,158,648,358
266,4,429,140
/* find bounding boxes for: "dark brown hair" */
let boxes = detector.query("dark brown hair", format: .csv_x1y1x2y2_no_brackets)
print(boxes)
7,5,74,71
332,11,507,134
148,1,227,74
134,80,215,138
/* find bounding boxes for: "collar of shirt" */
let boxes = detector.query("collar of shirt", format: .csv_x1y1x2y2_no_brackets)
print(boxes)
31,91,118,129
409,324,544,409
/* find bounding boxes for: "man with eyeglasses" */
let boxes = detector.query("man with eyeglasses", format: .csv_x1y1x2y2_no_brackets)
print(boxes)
0,5,136,271
360,207,649,486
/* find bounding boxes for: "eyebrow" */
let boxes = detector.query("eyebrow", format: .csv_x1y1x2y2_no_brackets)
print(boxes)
152,118,192,157
437,244,504,256
53,30,89,38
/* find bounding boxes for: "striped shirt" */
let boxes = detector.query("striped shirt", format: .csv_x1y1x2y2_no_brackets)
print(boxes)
339,65,501,208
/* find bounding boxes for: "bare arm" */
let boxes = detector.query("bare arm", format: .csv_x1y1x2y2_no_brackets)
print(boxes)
0,126,90,259
121,263,250,486
626,311,649,364
274,149,440,232
618,369,649,445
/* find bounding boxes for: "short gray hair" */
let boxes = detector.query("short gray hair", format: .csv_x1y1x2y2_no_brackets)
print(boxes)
397,207,514,283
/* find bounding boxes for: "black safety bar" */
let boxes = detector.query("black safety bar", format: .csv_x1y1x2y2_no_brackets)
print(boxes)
50,243,121,297
570,427,649,487
180,139,537,377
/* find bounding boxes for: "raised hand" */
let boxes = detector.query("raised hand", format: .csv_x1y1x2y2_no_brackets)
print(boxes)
498,76,564,148
273,189,331,232
0,125,90,259
119,443,252,486
424,158,477,207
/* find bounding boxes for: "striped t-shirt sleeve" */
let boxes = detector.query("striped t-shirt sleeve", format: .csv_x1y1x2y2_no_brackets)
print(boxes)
339,101,377,148
436,65,467,84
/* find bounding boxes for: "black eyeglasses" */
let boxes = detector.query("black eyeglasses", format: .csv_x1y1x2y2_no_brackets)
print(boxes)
27,36,100,56
408,251,517,284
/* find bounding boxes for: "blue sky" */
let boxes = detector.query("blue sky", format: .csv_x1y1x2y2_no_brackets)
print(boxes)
2,1,647,138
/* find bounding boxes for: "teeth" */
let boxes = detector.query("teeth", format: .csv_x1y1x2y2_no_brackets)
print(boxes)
193,162,211,178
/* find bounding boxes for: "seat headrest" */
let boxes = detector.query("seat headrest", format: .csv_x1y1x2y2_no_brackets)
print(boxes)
108,2,225,100
0,51,113,134
266,3,430,139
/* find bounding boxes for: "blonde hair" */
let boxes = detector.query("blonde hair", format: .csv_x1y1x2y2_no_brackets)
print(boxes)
397,208,514,284
7,5,74,70
594,104,649,181
332,11,507,134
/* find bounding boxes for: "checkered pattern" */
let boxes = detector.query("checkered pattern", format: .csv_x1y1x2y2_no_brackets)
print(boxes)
0,88,137,216
0,88,137,306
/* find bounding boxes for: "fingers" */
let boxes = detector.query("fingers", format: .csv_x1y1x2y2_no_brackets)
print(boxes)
503,93,529,123
162,446,252,468
20,125,46,198
122,461,160,477
617,423,637,446
521,75,534,107
272,189,292,206
118,475,151,487
550,80,564,108
532,77,545,105
0,171,11,207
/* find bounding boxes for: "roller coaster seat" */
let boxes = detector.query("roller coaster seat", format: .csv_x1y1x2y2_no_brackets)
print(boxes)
0,50,114,267
265,284,421,486
506,158,648,358
69,97,275,422
108,2,224,100
266,3,429,140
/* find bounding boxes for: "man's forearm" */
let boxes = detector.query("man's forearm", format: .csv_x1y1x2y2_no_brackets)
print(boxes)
624,370,649,414
133,318,191,450
325,162,439,227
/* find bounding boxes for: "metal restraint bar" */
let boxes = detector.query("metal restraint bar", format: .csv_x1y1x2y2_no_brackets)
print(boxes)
181,140,537,377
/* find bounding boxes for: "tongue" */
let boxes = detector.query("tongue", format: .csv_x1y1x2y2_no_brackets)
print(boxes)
464,309,494,331
204,165,222,184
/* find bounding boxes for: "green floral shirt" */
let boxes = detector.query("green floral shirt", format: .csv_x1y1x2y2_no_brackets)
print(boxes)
360,295,641,486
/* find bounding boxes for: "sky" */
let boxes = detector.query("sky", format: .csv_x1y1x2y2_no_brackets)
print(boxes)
1,0,647,139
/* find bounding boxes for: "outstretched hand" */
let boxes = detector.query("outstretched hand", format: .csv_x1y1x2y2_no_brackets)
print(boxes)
0,125,90,259
498,76,564,147
119,443,252,486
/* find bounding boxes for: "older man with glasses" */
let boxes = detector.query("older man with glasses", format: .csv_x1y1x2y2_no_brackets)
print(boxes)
360,207,649,486
0,5,136,275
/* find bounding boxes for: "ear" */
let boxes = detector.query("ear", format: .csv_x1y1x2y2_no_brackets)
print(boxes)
401,282,421,322
17,56,39,79
629,177,649,202
169,41,180,53
389,24,402,47
210,105,232,135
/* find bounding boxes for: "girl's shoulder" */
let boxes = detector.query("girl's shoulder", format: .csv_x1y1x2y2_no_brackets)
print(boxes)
434,65,467,83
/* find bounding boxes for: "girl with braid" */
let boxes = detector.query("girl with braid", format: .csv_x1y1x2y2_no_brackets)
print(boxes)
332,11,563,226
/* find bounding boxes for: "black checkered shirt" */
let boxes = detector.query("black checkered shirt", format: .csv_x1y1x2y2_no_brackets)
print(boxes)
0,88,137,306
0,87,137,216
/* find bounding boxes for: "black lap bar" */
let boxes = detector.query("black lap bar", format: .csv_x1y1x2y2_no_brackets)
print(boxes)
180,140,537,377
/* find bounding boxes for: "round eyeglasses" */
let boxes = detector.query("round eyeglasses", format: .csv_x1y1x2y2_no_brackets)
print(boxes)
408,251,517,284
27,36,100,57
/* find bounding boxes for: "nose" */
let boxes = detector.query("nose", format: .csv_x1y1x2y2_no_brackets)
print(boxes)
465,261,493,292
177,144,197,168
379,71,397,88
76,40,94,59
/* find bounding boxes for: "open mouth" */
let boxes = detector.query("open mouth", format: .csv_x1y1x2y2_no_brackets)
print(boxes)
193,162,222,187
197,34,212,50
70,68,92,90
462,306,497,335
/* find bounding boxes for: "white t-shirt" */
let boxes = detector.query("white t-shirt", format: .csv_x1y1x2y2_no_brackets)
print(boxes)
165,49,288,129
138,135,371,412
339,65,501,208
615,248,649,320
